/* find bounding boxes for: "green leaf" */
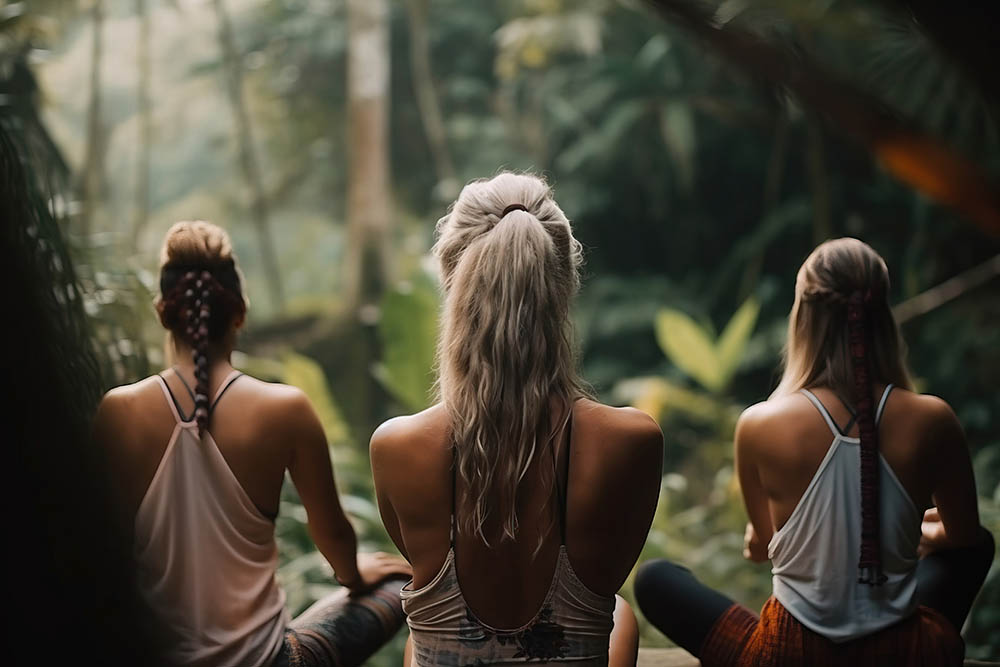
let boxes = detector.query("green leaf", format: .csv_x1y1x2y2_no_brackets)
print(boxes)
375,279,439,412
716,296,760,385
655,308,723,392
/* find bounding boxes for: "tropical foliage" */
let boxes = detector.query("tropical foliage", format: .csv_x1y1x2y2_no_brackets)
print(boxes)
4,0,999,662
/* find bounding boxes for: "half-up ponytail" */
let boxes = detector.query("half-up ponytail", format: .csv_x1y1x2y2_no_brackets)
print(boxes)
434,173,589,544
774,238,913,586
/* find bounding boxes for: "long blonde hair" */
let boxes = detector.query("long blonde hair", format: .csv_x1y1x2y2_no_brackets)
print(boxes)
772,237,913,399
433,172,589,544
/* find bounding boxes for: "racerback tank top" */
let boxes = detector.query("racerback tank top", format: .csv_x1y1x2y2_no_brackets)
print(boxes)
133,371,289,667
769,385,924,642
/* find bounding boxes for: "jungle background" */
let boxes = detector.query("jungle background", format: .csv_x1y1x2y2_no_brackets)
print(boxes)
2,0,998,663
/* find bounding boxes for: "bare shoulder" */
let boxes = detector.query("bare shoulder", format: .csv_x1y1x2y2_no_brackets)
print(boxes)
370,403,450,468
734,393,815,455
232,375,318,428
886,389,963,441
94,376,165,433
573,398,663,462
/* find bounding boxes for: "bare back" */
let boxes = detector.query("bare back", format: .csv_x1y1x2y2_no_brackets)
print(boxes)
737,385,980,550
370,398,662,630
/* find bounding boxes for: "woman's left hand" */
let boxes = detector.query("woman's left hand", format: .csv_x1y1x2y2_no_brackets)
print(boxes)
743,522,769,563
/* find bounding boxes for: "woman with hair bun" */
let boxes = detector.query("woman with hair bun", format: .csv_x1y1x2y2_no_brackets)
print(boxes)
371,172,664,666
92,221,411,667
635,238,994,666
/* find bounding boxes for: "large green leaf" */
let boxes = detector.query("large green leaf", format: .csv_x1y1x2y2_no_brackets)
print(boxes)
375,279,439,412
716,296,760,385
655,296,759,393
655,307,723,392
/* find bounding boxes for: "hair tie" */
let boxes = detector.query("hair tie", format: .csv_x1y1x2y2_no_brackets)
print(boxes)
501,204,528,218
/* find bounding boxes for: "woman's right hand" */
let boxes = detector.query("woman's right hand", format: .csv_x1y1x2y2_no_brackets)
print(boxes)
344,552,412,594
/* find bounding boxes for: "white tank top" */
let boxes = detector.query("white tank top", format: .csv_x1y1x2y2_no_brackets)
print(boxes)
768,385,924,643
134,372,289,667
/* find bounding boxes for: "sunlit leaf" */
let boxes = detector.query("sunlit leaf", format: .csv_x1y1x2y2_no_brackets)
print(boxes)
716,296,760,385
655,308,723,392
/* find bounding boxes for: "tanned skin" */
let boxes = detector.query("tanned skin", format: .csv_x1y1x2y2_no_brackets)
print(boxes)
92,318,411,593
737,384,982,563
371,399,663,666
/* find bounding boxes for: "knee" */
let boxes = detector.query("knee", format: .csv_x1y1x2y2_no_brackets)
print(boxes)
633,559,675,612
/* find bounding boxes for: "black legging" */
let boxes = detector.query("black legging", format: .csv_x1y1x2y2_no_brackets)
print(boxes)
634,528,995,657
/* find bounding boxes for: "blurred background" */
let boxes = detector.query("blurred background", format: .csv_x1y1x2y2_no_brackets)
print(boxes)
2,0,998,663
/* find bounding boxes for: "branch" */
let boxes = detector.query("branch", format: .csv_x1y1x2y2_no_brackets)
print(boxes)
893,254,1000,323
642,0,1000,236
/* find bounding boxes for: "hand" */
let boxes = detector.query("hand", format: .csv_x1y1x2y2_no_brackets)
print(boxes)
340,552,412,594
918,507,947,558
743,522,769,563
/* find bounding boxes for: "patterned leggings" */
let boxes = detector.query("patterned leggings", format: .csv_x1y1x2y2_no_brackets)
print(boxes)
271,578,408,667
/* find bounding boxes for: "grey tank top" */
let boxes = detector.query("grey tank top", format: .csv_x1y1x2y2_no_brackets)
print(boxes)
769,385,924,643
401,414,616,665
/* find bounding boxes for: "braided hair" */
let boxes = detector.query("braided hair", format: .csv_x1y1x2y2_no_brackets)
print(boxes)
773,238,914,587
157,222,246,437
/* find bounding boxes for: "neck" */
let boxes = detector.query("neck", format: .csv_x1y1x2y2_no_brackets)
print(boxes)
170,339,234,374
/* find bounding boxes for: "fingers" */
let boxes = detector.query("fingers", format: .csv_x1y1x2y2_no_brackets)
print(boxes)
923,507,941,522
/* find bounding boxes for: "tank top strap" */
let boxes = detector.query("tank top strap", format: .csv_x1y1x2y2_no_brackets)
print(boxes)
875,383,894,426
449,444,457,548
156,374,192,424
799,388,842,437
171,366,197,402
210,370,244,412
554,406,574,545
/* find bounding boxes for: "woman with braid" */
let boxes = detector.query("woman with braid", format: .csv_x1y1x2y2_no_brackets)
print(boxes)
635,238,994,665
92,221,411,667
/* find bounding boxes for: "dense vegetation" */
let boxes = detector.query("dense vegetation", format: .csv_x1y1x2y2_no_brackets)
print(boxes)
3,0,998,662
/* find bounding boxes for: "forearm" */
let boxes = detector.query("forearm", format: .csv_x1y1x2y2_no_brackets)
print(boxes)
312,517,361,586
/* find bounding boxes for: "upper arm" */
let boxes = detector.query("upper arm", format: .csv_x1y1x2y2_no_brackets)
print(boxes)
282,390,352,537
577,407,663,594
370,420,408,559
91,390,138,529
735,405,773,544
925,398,981,546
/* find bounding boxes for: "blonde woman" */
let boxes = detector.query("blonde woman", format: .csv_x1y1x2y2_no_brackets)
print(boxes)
92,221,411,667
371,173,663,666
635,238,994,666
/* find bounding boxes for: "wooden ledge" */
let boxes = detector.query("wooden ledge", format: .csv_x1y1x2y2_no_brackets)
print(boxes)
635,648,1000,666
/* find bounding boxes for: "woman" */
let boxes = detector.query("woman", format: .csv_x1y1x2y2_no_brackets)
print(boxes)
92,221,412,667
635,238,994,665
370,172,664,666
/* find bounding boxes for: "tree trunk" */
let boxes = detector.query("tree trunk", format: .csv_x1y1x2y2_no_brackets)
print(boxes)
130,0,152,251
403,0,457,201
76,0,105,239
344,0,392,311
211,0,285,312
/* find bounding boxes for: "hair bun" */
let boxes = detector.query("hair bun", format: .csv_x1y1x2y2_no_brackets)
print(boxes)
160,221,235,268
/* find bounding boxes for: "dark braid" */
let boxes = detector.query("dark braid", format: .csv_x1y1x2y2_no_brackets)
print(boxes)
847,289,887,586
190,271,212,435
162,267,243,437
